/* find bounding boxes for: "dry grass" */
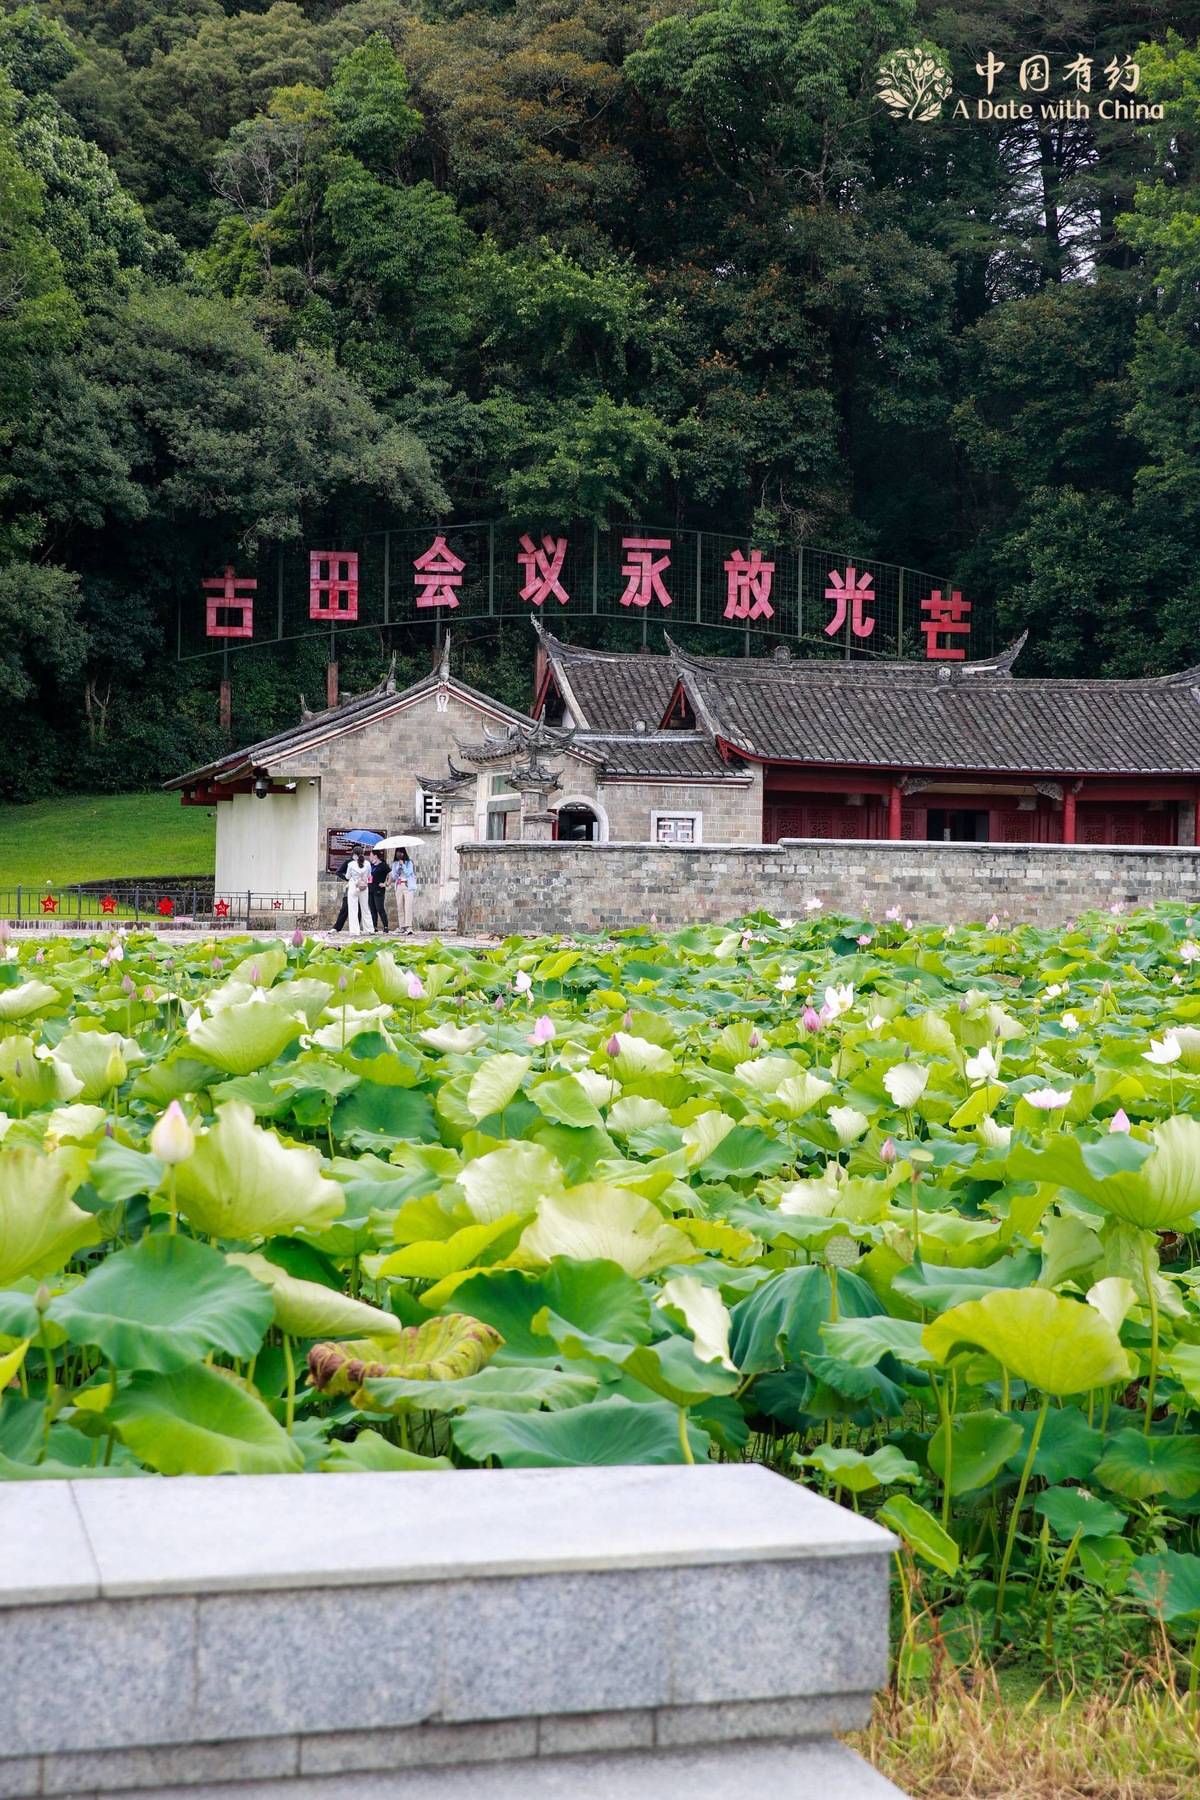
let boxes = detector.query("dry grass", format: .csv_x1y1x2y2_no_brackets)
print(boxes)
850,1660,1200,1800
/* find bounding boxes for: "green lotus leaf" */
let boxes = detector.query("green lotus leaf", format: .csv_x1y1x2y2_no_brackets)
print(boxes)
332,1082,439,1149
656,1274,736,1370
361,1366,597,1415
307,1312,504,1394
451,1394,709,1468
108,1365,304,1475
820,1315,935,1369
1094,1428,1200,1501
227,1250,407,1340
0,1036,83,1108
519,1183,690,1278
923,1290,1130,1395
56,1032,142,1101
447,1259,653,1362
0,980,59,1021
730,1265,881,1375
1128,1550,1200,1621
420,1022,488,1055
607,1034,674,1079
1033,1486,1126,1541
49,1236,273,1371
88,1140,164,1208
466,1053,532,1122
371,1214,524,1280
0,1146,101,1284
893,1252,1042,1314
458,1143,564,1223
879,1496,960,1575
799,1444,920,1494
173,1100,344,1241
320,1430,453,1473
1112,1117,1200,1230
1005,1407,1103,1484
929,1410,1024,1495
531,1075,605,1130
186,999,305,1076
699,1124,792,1181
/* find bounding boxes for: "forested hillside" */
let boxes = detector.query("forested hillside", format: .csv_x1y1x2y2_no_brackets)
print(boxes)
1,0,1198,796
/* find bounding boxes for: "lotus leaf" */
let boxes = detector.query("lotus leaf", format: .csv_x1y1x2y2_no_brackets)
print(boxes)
451,1394,709,1467
307,1312,503,1394
519,1183,690,1277
923,1289,1130,1395
0,1146,101,1283
109,1365,304,1475
227,1250,408,1339
173,1101,344,1240
187,1000,304,1075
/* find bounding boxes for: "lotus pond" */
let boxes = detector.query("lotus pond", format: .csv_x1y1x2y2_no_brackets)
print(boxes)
6,910,1200,1674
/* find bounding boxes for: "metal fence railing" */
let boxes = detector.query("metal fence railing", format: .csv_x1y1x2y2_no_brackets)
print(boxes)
0,886,309,927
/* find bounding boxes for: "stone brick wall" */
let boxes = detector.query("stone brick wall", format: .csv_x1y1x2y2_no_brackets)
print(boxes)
457,837,1200,933
601,771,761,843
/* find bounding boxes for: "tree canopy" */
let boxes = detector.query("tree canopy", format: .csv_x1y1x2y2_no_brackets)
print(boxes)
0,0,1197,796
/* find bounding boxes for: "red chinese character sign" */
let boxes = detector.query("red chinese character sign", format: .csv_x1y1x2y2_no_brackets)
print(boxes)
310,552,359,621
824,567,875,641
724,549,774,621
414,536,464,609
620,537,673,609
921,589,972,661
518,534,569,607
203,566,256,639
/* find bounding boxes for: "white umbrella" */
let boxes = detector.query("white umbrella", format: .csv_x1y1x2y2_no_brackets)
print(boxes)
374,835,426,851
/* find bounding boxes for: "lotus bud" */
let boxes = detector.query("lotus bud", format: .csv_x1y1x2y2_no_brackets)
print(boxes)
407,974,425,1000
622,1010,633,1029
34,948,44,964
493,995,504,1011
108,941,124,963
104,1121,114,1139
802,1007,821,1032
1110,1108,1132,1134
143,985,155,1003
33,1283,51,1316
292,928,305,948
748,1030,760,1049
150,1100,195,1165
338,973,348,992
249,962,261,986
103,1047,127,1090
987,914,999,929
880,1137,898,1165
121,974,135,997
531,1014,555,1045
819,1002,834,1024
0,922,9,944
606,1033,621,1057
958,997,968,1012
1101,980,1112,997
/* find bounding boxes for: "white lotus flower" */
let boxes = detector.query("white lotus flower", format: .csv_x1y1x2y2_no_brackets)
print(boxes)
965,1045,1000,1084
1026,1087,1072,1111
829,1104,869,1146
513,970,533,995
869,1013,886,1031
805,896,823,912
1144,1034,1182,1067
1181,941,1200,965
1043,982,1064,1001
1060,1012,1080,1034
776,973,797,993
883,1062,929,1109
823,982,854,1019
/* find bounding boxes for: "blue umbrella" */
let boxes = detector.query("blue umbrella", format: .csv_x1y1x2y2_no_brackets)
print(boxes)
341,829,383,846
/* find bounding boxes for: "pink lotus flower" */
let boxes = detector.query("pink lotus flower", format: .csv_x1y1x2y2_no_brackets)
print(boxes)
802,1007,822,1033
987,914,999,929
857,934,873,947
1110,1108,1131,1133
885,906,903,922
606,1033,621,1056
530,1014,555,1045
880,1137,897,1165
493,995,505,1011
211,955,223,971
407,974,425,1000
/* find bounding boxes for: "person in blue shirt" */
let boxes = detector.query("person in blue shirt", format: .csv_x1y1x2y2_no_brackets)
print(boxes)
392,852,417,935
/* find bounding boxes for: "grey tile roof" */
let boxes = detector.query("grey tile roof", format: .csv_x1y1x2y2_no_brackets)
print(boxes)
671,648,1200,777
536,628,682,730
574,732,745,779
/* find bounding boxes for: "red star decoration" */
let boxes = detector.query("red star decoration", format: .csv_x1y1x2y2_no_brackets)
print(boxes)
41,894,58,914
100,895,117,914
213,898,231,918
271,899,282,910
157,897,174,918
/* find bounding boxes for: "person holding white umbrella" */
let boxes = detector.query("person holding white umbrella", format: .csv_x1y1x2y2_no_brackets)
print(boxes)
392,846,417,935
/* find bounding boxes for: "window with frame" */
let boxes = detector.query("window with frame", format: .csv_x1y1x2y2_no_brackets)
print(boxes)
485,808,508,841
653,811,701,845
418,787,442,830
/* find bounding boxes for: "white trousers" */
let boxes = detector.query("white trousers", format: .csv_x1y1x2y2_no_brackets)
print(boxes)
398,887,414,932
347,885,369,935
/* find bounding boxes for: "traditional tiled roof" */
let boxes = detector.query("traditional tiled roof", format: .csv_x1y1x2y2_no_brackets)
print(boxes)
572,732,746,780
166,665,544,790
534,624,682,730
666,642,1200,778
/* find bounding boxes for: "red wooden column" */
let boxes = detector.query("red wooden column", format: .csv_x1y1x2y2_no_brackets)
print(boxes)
887,781,903,840
1063,782,1079,845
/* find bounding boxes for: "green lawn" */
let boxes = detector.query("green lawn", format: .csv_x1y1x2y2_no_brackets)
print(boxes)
0,792,216,887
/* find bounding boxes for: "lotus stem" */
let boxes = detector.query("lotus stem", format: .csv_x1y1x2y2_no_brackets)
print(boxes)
1141,1231,1161,1435
167,1167,177,1236
282,1333,296,1434
1043,1526,1083,1661
994,1394,1048,1638
678,1406,694,1465
1190,1612,1200,1704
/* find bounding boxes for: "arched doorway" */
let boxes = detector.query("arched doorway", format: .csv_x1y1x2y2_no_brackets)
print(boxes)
554,799,606,842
